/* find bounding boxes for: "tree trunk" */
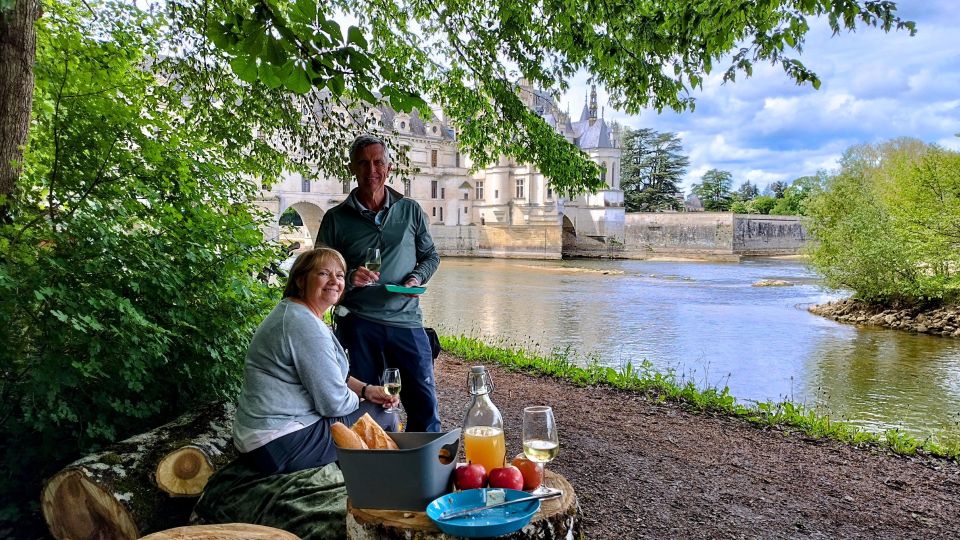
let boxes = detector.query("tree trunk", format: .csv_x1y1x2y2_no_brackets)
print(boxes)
139,523,299,540
346,470,582,540
41,402,237,540
0,0,38,198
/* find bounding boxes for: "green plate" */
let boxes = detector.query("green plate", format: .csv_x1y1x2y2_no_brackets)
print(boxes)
384,284,427,295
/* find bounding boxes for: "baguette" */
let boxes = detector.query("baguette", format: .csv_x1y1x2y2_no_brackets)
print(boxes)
332,421,368,449
351,413,400,450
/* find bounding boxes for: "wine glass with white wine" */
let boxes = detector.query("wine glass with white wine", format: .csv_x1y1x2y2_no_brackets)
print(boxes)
365,247,382,274
381,368,401,414
522,405,560,495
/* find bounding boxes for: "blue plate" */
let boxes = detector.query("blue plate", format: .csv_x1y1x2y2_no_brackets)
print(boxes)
426,488,539,538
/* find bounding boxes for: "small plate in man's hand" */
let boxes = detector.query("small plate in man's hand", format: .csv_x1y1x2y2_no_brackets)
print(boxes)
384,284,427,295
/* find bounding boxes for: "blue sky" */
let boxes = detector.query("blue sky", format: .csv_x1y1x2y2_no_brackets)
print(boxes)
560,1,960,193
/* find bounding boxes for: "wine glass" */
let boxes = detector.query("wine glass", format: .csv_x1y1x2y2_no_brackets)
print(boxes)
522,405,560,495
365,247,382,273
381,368,401,413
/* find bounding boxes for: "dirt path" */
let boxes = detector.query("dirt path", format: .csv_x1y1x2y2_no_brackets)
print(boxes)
434,354,960,539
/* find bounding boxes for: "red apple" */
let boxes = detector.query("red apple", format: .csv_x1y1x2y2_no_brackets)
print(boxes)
488,465,524,491
454,463,487,490
511,454,544,491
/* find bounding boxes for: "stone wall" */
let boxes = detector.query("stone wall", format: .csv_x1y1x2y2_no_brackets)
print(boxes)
622,213,735,257
733,215,808,255
430,224,562,259
617,213,807,259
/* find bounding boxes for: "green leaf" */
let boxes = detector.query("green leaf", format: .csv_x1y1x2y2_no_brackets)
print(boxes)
291,0,317,25
229,55,259,84
206,22,235,50
328,74,345,96
240,31,265,56
263,37,286,66
259,62,282,89
283,66,312,94
347,25,368,49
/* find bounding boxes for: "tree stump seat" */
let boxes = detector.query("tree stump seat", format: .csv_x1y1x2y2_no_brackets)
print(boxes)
139,523,299,539
346,470,581,539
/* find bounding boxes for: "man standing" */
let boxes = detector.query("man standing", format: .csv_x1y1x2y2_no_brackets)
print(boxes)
318,134,442,432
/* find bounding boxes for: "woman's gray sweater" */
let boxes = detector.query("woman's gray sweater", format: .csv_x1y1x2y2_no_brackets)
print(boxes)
234,299,359,435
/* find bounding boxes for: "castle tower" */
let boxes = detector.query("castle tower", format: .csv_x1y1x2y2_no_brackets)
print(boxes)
588,84,598,125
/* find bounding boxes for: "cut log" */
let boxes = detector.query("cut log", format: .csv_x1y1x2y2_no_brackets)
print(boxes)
346,470,582,540
139,523,300,540
155,423,236,497
42,402,237,540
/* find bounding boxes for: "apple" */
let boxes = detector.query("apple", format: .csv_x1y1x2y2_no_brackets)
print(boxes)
488,465,524,491
511,453,544,491
454,463,487,490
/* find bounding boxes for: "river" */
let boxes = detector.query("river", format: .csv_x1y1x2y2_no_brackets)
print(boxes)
420,257,960,444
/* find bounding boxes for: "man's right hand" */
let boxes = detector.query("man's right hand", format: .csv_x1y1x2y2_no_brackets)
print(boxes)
351,267,380,287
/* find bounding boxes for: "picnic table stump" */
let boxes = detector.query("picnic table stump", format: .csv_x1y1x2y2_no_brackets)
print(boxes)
138,523,299,539
346,470,580,539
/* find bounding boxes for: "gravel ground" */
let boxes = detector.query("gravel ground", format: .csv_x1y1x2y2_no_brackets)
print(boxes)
433,353,960,539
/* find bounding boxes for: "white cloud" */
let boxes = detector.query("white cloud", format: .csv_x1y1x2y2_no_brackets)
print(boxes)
560,0,960,192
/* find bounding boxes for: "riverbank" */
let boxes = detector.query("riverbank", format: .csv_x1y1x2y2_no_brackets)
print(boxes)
434,353,960,538
809,298,960,338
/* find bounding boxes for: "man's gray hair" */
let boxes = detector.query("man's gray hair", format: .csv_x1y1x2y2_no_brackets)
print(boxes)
349,134,392,165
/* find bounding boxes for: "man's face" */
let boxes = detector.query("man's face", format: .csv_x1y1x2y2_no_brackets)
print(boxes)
349,143,392,196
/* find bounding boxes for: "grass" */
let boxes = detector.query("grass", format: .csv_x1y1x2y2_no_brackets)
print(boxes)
439,334,960,461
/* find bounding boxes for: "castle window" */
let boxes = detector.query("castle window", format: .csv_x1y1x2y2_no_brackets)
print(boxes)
547,186,553,199
600,162,607,182
440,207,444,221
441,187,445,199
301,178,311,192
432,207,436,217
463,192,469,200
516,179,525,199
431,180,438,199
404,179,411,196
456,152,461,168
476,181,484,200
495,189,499,199
431,149,438,167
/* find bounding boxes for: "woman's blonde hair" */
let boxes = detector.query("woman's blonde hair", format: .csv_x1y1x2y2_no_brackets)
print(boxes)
283,247,347,299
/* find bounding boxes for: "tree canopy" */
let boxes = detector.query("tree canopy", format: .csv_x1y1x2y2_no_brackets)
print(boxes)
807,138,960,304
692,169,734,211
620,127,689,212
196,0,915,194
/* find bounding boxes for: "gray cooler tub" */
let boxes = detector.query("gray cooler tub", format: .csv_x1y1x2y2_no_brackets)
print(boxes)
336,429,461,511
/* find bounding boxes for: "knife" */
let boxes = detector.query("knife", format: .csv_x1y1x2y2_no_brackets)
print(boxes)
437,490,562,521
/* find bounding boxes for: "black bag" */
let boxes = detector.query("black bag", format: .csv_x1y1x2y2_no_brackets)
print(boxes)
424,327,441,360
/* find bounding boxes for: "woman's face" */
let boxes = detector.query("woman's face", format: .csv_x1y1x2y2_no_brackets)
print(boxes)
301,257,345,308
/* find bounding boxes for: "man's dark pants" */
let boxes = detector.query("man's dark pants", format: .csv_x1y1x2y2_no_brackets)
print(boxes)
335,313,442,432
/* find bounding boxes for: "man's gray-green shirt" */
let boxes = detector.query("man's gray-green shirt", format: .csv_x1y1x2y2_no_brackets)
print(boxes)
318,187,439,328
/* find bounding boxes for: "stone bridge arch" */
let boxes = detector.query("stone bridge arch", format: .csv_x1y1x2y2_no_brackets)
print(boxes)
278,200,325,250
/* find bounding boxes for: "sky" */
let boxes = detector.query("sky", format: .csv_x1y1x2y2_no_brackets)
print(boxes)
559,1,960,194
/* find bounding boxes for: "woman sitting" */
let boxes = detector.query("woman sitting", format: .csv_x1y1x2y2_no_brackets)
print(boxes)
233,247,399,475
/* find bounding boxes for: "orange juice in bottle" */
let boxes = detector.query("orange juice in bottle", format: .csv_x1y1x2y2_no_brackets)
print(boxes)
462,366,505,475
463,425,506,474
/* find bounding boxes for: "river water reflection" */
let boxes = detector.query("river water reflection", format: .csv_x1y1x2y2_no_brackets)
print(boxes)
421,257,960,443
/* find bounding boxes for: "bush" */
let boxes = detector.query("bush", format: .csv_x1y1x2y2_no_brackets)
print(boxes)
0,1,300,520
807,139,960,304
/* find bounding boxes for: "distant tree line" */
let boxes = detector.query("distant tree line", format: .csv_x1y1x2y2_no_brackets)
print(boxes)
617,128,821,216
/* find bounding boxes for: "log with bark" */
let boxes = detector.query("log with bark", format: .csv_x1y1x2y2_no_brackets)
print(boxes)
139,523,299,540
42,401,237,540
346,470,581,540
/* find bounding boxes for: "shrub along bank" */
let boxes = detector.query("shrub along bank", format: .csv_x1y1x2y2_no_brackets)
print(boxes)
439,335,960,461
